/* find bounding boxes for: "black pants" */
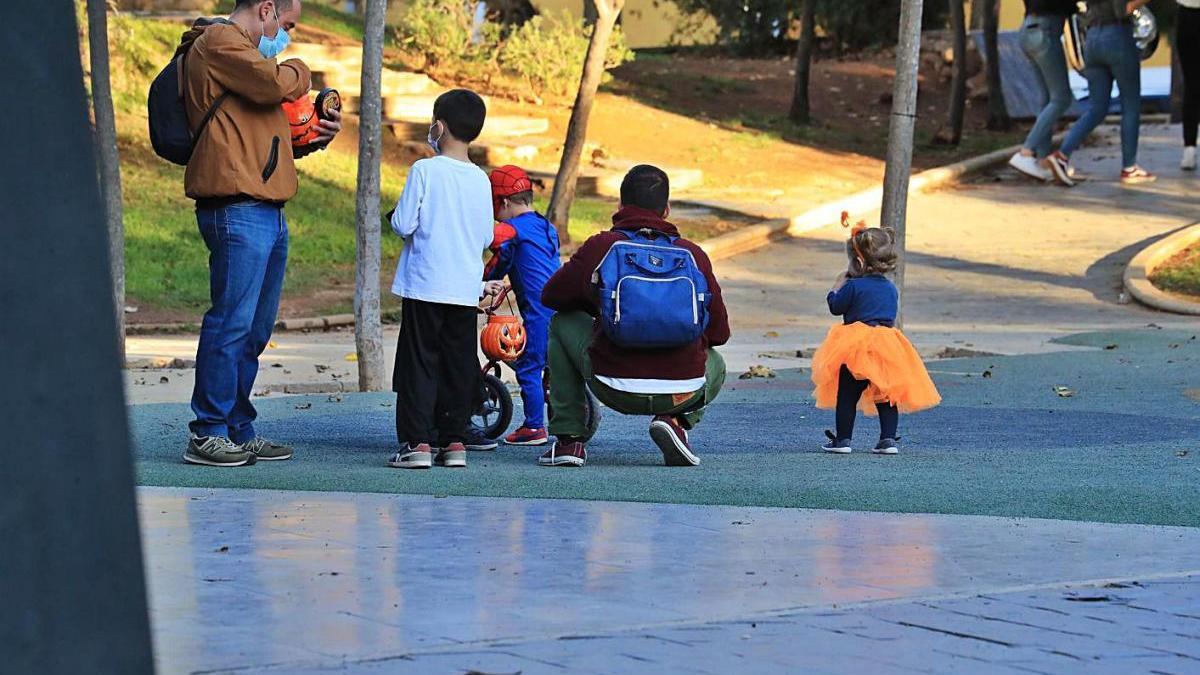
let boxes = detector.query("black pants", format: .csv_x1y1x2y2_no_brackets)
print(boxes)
835,365,899,441
1180,7,1200,147
393,298,478,446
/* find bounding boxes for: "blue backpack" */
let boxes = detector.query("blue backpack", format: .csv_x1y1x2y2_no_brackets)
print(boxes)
594,229,711,349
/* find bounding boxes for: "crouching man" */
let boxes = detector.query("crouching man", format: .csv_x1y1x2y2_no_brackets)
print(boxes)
538,165,729,468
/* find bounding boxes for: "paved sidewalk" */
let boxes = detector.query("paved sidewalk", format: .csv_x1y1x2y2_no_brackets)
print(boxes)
719,123,1200,371
142,487,1200,674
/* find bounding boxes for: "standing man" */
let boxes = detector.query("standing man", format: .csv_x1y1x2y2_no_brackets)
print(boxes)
178,0,341,467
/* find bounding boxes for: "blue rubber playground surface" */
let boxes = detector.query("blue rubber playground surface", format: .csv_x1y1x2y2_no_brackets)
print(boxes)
130,328,1200,526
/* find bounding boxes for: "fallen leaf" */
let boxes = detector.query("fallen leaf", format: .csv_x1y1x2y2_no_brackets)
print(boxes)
271,363,283,368
314,364,330,373
295,403,313,410
982,370,992,378
215,545,229,553
739,364,777,380
344,353,358,362
1176,450,1190,458
763,331,780,338
267,341,278,348
328,394,343,403
159,376,170,384
1104,344,1118,350
1053,385,1074,398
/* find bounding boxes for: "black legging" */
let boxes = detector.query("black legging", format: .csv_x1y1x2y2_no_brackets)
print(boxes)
836,365,899,441
1180,6,1200,147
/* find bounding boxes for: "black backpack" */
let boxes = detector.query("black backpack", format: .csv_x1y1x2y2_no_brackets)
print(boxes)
147,30,230,165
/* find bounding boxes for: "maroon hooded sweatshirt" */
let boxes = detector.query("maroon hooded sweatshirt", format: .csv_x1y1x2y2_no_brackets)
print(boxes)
541,206,731,383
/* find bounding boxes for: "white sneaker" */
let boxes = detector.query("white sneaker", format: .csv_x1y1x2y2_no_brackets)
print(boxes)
1008,152,1051,182
1183,146,1196,171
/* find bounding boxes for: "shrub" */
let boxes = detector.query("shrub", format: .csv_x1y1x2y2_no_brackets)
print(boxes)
394,2,632,103
393,0,500,71
499,10,634,101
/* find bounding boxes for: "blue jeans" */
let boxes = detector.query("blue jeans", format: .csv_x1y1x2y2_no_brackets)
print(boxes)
1020,15,1073,158
1061,23,1142,168
189,201,288,443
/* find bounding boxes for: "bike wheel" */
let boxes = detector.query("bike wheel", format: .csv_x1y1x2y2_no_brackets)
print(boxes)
471,373,513,440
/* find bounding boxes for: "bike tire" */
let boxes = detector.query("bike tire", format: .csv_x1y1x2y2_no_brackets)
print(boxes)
471,373,513,440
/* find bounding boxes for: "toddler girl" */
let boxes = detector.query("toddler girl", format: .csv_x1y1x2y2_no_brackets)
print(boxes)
810,223,940,454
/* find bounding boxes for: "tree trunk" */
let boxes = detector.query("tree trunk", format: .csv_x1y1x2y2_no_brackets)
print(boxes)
981,0,1010,130
546,0,625,243
937,0,967,144
87,0,126,360
881,0,924,328
352,0,387,392
788,0,817,124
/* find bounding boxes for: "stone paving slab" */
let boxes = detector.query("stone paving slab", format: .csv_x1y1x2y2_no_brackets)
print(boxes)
140,488,1200,674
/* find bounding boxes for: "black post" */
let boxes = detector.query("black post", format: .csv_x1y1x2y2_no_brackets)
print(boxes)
0,3,154,674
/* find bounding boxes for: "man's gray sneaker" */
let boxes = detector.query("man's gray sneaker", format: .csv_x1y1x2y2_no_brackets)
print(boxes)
184,436,257,467
240,437,294,461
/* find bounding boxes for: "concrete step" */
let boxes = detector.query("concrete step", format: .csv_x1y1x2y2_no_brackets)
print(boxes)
382,113,547,142
469,137,558,166
313,69,438,99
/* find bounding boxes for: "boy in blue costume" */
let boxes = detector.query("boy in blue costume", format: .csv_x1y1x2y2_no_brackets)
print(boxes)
485,165,561,446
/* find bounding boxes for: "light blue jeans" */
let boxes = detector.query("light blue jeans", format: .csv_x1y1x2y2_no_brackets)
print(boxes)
1020,14,1073,158
1061,23,1142,168
190,201,289,443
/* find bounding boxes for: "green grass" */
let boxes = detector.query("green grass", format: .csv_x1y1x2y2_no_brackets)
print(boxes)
1150,244,1200,297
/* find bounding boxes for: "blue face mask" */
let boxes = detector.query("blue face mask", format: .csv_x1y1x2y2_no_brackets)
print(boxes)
258,6,290,59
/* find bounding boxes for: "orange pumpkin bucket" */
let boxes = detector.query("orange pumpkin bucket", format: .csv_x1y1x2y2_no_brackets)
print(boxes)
481,314,526,362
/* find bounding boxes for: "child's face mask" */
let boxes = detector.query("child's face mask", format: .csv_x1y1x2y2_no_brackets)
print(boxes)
427,121,445,154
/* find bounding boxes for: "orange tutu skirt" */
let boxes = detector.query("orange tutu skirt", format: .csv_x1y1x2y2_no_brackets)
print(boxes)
811,322,941,416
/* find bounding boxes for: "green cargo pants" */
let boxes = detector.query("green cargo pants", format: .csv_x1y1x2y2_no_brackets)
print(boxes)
546,311,726,438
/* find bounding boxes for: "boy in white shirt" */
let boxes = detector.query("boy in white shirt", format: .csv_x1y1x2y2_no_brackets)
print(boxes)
387,89,494,470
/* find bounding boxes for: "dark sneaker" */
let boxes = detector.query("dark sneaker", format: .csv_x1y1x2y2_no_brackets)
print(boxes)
1045,151,1075,187
873,438,900,455
505,426,549,446
240,437,293,461
461,431,498,451
822,430,852,454
389,443,432,469
1120,165,1156,184
538,439,586,467
649,415,699,466
184,435,257,467
435,442,468,468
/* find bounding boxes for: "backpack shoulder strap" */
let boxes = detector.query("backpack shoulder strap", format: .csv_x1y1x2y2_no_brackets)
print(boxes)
181,47,231,151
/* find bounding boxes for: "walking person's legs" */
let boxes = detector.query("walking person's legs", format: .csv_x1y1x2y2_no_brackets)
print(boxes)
1109,25,1144,171
1178,7,1200,167
1021,16,1072,159
186,202,282,467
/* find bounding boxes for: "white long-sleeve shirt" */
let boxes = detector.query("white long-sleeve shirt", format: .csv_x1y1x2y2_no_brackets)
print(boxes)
389,156,493,307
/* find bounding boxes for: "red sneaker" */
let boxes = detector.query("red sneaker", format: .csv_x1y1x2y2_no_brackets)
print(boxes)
1120,165,1157,184
650,416,699,466
505,426,549,446
538,439,586,467
434,443,467,468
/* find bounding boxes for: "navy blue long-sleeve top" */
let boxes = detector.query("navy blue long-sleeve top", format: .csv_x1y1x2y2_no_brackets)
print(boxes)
827,274,898,327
